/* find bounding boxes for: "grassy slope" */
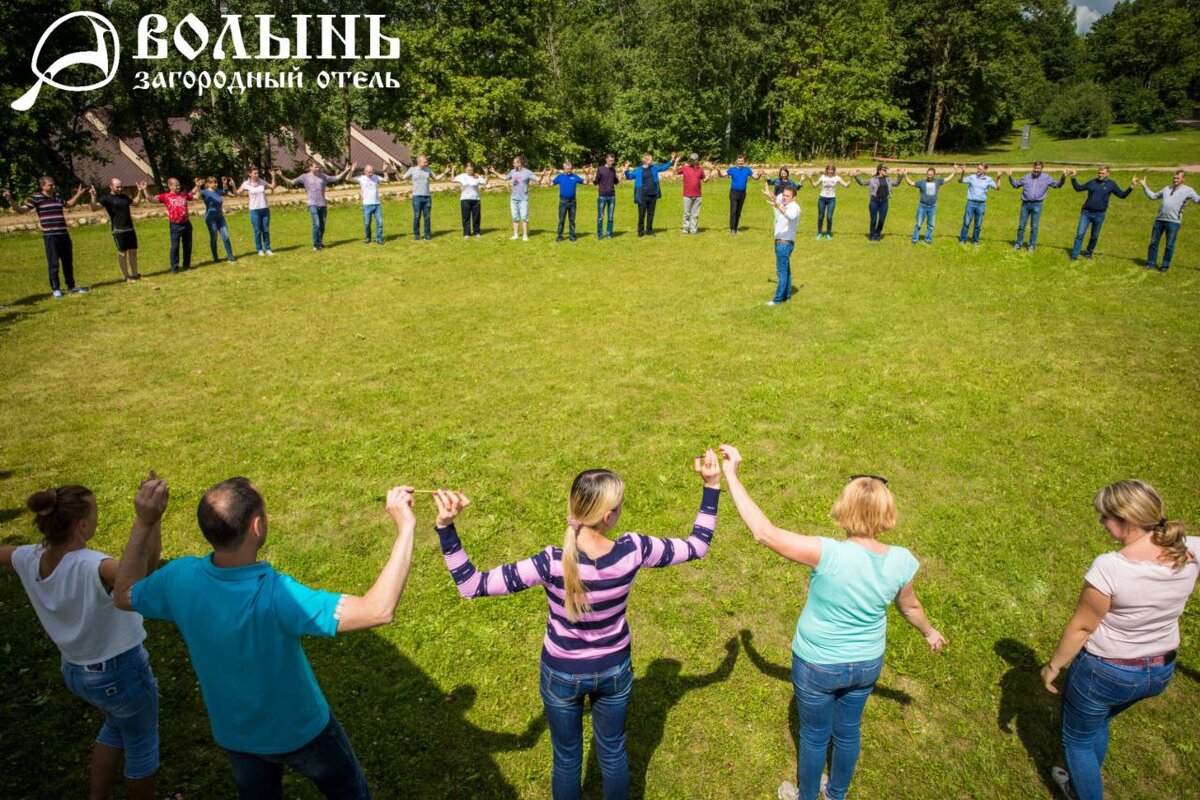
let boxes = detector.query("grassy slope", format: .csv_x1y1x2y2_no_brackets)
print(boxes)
0,173,1197,799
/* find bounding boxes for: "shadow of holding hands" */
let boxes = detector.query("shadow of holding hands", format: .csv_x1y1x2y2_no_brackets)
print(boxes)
994,638,1061,797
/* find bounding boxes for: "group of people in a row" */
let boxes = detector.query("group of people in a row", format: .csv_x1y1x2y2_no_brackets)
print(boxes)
3,157,1196,301
3,450,1196,800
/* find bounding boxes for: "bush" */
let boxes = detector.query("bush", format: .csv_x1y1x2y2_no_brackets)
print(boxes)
1040,81,1112,139
1123,87,1180,134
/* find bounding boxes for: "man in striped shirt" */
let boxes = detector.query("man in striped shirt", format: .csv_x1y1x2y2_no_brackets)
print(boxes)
3,178,89,298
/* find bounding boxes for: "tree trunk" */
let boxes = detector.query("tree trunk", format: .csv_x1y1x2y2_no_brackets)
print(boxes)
926,89,945,155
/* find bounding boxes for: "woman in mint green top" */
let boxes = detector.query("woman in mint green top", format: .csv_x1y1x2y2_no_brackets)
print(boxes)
718,445,946,800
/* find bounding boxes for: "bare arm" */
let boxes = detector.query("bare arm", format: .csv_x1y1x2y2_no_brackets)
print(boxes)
0,545,15,571
113,473,169,611
1041,584,1111,692
717,445,821,567
333,487,417,633
894,581,946,652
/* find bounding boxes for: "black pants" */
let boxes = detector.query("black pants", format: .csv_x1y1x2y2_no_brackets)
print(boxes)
557,198,577,239
729,189,746,231
43,234,75,291
169,221,193,271
460,199,481,236
637,194,659,235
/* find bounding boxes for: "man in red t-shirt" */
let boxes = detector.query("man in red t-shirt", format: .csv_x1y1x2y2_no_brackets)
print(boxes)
154,177,200,272
676,154,712,234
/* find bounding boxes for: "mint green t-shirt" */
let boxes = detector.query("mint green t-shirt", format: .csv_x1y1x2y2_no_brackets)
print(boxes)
792,538,919,665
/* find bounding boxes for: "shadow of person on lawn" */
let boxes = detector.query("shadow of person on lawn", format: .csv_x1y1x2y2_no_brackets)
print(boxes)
995,638,1061,797
580,635,739,799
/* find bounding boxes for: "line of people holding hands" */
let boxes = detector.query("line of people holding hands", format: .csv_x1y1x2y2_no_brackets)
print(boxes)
3,446,1196,800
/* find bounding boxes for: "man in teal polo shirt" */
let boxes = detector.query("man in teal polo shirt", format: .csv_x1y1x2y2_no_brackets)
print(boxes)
115,475,418,799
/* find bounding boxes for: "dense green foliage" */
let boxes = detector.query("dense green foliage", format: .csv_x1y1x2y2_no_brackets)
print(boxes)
1040,81,1114,139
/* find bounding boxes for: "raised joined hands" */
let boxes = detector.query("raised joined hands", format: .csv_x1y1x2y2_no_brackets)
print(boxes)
694,448,720,488
134,470,169,523
385,486,416,527
433,489,471,528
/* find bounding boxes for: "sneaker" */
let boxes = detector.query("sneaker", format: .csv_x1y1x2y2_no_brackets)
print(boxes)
1069,256,1078,262
765,300,779,307
825,234,833,240
464,234,470,239
265,249,275,256
556,236,563,243
52,289,63,299
816,233,823,240
522,234,529,241
1027,245,1035,252
365,240,372,245
227,258,237,264
777,780,798,800
313,246,320,252
569,236,577,242
1051,767,1078,800
1144,263,1157,270
69,286,89,294
475,234,482,239
1083,253,1093,260
1012,243,1023,251
1158,266,1169,272
132,273,142,280
510,234,519,240
257,250,265,256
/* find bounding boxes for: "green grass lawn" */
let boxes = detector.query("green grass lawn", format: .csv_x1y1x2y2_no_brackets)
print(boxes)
1,175,1198,799
913,123,1200,167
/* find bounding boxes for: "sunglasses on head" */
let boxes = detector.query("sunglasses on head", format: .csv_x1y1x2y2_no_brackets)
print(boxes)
850,474,889,485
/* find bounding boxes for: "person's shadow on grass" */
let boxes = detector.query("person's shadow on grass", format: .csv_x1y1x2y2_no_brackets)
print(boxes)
995,638,1060,796
581,635,739,799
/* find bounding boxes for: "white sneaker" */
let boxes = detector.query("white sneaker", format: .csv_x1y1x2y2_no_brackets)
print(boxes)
1051,767,1078,800
522,234,529,241
265,249,275,256
510,234,519,240
778,781,798,800
257,250,265,256
464,235,470,239
765,300,779,307
52,290,63,299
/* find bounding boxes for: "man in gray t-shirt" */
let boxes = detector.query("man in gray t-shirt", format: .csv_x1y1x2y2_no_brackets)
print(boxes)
286,161,353,250
402,156,449,240
487,156,539,239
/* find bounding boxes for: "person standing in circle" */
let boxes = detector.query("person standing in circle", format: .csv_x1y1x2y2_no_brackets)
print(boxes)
853,165,901,242
89,178,145,281
199,177,237,264
718,155,759,234
3,178,89,297
676,154,710,235
153,178,199,273
283,161,353,251
593,153,621,239
452,162,488,238
1134,169,1200,272
233,167,277,257
403,156,449,241
807,165,849,240
763,184,800,306
489,157,540,241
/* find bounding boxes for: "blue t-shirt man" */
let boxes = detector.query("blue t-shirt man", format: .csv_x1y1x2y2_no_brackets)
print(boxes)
913,178,945,206
552,172,585,200
726,165,755,192
132,555,342,754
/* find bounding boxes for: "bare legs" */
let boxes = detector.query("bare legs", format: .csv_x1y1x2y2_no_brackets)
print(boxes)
89,743,156,800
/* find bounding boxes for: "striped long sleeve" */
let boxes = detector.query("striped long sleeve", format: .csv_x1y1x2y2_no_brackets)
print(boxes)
437,526,551,599
635,486,720,568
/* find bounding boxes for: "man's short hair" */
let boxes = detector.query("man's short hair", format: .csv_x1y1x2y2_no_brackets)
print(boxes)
38,175,53,188
1033,160,1044,168
197,477,265,550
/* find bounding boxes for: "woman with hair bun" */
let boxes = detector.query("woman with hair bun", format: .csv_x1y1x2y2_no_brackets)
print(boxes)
0,475,168,800
1041,479,1199,800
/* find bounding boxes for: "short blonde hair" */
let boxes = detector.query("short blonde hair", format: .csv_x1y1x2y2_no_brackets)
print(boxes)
831,477,896,537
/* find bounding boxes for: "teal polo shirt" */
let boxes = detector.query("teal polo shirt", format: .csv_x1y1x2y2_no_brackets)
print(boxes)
131,554,342,754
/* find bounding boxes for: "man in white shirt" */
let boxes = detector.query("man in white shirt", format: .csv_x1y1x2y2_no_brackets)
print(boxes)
452,163,488,238
348,163,390,245
765,185,800,306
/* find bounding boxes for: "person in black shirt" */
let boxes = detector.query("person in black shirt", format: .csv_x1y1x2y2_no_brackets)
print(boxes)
1068,166,1132,261
89,178,147,281
591,153,620,239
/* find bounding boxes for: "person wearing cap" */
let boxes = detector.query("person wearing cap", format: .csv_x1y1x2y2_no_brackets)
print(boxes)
676,154,710,235
853,165,901,242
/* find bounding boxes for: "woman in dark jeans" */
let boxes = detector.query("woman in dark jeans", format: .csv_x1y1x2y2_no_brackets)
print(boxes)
433,452,722,799
1041,480,1198,800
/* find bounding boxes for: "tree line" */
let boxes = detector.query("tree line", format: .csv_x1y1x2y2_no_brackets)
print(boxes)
1,0,1197,192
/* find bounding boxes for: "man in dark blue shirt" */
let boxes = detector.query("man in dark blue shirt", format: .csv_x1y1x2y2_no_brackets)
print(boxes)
547,161,587,242
1069,166,1132,261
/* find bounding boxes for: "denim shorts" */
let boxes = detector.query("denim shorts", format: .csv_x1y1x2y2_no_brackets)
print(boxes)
510,197,530,222
62,643,159,779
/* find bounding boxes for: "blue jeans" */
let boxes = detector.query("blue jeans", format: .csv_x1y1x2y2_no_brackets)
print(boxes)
959,199,986,243
557,198,577,239
362,204,383,243
1060,649,1174,800
597,195,615,237
1016,200,1043,247
249,208,271,251
205,213,233,260
868,197,888,240
225,712,369,800
62,644,159,779
412,195,431,239
774,241,794,303
1147,219,1180,269
540,658,633,800
1071,211,1105,258
309,205,328,247
792,653,883,800
817,196,836,234
912,203,936,243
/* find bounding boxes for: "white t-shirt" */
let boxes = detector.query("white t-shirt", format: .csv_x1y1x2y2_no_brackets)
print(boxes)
1084,536,1200,659
454,174,488,201
818,175,847,198
773,200,801,240
239,179,269,210
355,174,383,205
11,545,146,665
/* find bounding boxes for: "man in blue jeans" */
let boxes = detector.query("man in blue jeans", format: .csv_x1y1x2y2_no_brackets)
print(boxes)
592,153,620,238
547,161,587,242
403,156,449,240
285,161,353,251
958,163,1000,245
1136,169,1199,272
1008,160,1067,251
764,184,800,306
1069,166,1132,261
115,477,419,800
903,166,957,244
350,163,390,245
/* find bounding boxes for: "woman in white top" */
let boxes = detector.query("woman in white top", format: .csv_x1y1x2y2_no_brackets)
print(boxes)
1,477,168,800
807,165,849,240
453,162,489,238
1041,480,1198,800
234,166,278,256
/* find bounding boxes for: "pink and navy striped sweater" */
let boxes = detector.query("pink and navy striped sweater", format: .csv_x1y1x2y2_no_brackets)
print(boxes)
437,487,720,672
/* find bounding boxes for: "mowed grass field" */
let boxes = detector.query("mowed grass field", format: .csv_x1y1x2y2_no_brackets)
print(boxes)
1,169,1198,799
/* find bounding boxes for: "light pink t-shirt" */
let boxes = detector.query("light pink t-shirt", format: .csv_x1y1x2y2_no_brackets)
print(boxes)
1084,536,1200,659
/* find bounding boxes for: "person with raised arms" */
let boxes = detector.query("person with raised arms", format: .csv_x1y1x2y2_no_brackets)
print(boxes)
1,478,166,800
957,162,1000,245
199,177,237,264
403,156,450,241
807,165,850,240
623,152,678,237
903,165,958,245
452,162,488,239
1067,166,1132,262
676,153,711,235
230,167,278,257
1134,169,1200,272
488,156,540,241
593,153,621,239
716,446,946,800
853,165,901,242
348,162,392,245
114,477,418,800
284,161,353,252
718,154,760,234
765,166,800,197
763,183,800,306
153,177,201,273
2,178,89,297
89,178,146,282
1040,480,1198,800
1009,160,1068,252
545,160,587,243
432,452,722,800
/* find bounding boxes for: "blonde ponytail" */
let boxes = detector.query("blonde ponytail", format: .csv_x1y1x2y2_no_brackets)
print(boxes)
562,469,626,623
1152,519,1190,570
1094,480,1191,570
562,524,590,622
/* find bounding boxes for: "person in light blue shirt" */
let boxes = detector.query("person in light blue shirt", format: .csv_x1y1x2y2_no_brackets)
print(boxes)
115,476,419,800
717,446,947,800
547,161,587,242
903,166,959,244
718,155,760,233
958,163,1000,244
